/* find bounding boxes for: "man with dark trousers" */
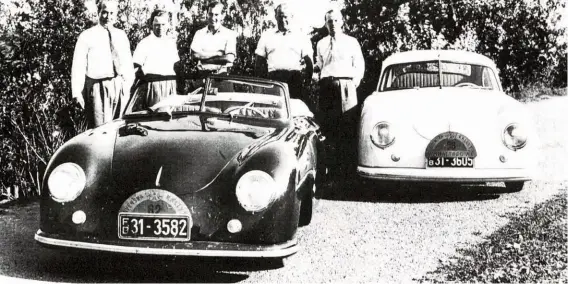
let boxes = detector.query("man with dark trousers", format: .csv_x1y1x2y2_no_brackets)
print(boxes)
255,3,313,105
315,8,365,177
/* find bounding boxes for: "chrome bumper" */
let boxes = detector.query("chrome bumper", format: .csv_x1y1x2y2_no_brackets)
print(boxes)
357,166,533,182
35,230,298,258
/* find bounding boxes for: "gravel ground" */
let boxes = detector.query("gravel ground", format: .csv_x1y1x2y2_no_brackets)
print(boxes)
0,96,566,283
242,96,568,283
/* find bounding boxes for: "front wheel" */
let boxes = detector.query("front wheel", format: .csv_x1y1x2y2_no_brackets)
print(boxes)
298,184,316,227
505,181,525,192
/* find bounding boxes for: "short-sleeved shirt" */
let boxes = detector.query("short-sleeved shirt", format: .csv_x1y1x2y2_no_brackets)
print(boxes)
255,29,313,72
316,33,365,84
133,34,179,76
190,26,237,71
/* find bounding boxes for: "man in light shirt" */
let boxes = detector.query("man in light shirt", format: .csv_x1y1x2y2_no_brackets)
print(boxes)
132,11,180,108
315,8,365,175
255,3,313,104
71,0,134,129
190,2,236,76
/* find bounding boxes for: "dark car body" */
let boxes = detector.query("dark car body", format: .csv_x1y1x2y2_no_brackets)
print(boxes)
36,75,325,258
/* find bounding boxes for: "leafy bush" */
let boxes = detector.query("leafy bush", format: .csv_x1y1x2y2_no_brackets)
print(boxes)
0,0,90,200
342,0,567,98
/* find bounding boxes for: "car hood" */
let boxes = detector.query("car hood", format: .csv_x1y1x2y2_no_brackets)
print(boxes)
362,88,530,139
111,119,272,194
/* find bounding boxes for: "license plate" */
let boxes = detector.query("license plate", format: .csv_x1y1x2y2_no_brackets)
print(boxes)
118,213,191,241
427,157,474,168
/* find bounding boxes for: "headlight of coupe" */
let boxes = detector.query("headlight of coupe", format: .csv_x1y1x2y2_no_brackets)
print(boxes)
47,163,86,202
503,123,527,150
236,170,278,212
370,122,395,149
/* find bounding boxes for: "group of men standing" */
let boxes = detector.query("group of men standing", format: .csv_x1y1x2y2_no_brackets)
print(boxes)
72,0,364,173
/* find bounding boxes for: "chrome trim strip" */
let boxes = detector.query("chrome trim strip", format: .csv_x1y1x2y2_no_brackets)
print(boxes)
155,166,163,187
35,230,298,258
357,166,532,182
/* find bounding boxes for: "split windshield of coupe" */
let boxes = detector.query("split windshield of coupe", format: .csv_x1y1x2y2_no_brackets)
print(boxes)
379,61,499,91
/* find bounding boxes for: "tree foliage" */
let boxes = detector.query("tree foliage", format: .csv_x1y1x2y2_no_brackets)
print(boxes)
0,0,566,199
342,0,567,97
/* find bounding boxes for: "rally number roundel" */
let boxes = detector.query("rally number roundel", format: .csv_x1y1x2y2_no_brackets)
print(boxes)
119,189,190,215
425,131,477,158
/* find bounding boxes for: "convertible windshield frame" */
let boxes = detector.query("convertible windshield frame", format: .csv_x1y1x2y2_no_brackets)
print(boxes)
123,75,292,122
377,60,500,92
200,75,291,121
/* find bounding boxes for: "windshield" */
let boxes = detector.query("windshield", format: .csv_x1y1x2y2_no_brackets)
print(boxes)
124,77,288,120
379,61,500,91
204,77,287,119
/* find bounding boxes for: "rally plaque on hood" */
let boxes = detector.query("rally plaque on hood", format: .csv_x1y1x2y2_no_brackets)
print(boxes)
425,131,477,168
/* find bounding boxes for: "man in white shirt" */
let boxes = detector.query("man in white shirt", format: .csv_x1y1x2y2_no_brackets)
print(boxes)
190,2,236,76
255,3,313,104
315,8,365,175
132,11,180,108
71,0,134,129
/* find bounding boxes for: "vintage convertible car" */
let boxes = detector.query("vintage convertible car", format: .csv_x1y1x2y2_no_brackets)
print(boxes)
35,75,325,259
358,50,537,192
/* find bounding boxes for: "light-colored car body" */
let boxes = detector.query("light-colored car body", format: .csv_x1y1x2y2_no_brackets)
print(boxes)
358,50,537,191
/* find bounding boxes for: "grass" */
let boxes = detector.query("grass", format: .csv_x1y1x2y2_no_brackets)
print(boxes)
419,190,568,283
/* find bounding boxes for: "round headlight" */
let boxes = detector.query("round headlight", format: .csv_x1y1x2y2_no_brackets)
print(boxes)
48,163,86,202
236,170,277,212
370,122,395,149
503,123,527,150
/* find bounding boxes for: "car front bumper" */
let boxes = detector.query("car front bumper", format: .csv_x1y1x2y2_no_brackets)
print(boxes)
357,166,532,182
35,230,298,258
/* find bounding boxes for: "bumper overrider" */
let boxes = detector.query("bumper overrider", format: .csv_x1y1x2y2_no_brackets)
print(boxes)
357,166,532,182
35,230,299,257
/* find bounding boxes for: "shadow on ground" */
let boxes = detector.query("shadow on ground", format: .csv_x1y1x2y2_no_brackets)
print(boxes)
320,177,510,203
35,251,285,283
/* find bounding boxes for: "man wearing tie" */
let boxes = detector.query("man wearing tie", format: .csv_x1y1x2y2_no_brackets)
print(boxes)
315,8,365,176
71,0,134,129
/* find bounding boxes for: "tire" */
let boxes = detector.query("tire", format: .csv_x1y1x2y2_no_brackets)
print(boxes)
505,181,525,192
298,184,315,227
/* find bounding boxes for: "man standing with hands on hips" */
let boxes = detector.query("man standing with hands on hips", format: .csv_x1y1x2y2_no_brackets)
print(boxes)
255,3,313,105
71,0,134,129
315,8,365,176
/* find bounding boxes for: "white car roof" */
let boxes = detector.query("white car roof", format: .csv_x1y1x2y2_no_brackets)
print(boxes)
381,50,497,72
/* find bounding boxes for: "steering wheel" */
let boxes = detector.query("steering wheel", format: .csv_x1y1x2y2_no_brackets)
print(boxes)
223,102,267,118
455,82,479,87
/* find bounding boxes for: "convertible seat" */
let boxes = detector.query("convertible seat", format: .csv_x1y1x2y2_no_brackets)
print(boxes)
392,72,467,88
